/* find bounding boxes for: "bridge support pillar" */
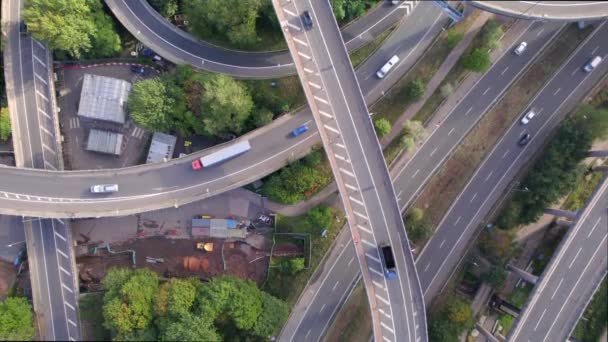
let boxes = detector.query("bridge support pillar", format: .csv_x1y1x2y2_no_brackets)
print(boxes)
474,323,503,342
587,150,608,157
592,165,608,173
544,208,578,219
555,219,573,228
507,264,538,285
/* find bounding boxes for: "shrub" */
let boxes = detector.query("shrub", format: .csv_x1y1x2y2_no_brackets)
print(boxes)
374,118,392,138
461,48,491,72
406,79,425,101
447,29,464,49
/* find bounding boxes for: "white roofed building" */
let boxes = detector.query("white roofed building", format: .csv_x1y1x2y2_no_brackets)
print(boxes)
77,74,131,124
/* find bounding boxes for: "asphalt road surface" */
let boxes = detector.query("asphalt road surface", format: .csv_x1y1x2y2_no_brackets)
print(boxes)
2,0,80,339
276,0,425,340
471,1,608,21
105,0,416,78
508,179,608,340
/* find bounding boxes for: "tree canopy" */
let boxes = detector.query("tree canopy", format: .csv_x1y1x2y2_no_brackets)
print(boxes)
148,0,178,18
0,297,36,341
200,74,254,137
24,0,121,58
128,78,175,132
461,48,491,72
374,118,392,138
0,107,11,142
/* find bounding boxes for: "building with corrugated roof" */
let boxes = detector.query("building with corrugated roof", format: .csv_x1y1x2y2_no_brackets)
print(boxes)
146,132,177,164
77,74,131,124
86,129,123,155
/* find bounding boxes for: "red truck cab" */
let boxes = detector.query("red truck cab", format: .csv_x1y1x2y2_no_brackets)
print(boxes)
191,159,203,170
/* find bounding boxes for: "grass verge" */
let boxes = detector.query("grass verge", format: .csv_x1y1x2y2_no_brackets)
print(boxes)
562,168,605,211
370,11,482,125
572,278,608,342
350,24,397,69
245,75,306,113
410,23,593,231
324,281,372,342
508,283,533,309
263,207,346,306
79,293,111,341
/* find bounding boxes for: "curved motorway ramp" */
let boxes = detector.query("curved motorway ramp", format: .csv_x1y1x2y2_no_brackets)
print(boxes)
105,0,410,78
470,1,608,21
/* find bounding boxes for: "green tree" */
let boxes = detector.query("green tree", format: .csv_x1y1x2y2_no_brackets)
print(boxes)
480,19,502,50
252,292,289,337
0,107,11,142
24,0,96,58
447,29,464,49
156,278,199,318
479,229,515,263
88,0,121,58
405,208,431,243
403,120,425,141
429,317,459,342
148,0,178,18
128,79,174,132
183,0,262,49
576,104,608,140
406,79,425,101
440,83,454,98
0,297,36,341
400,136,415,153
496,200,523,229
307,205,333,230
330,0,375,23
250,107,273,128
446,297,474,327
102,268,159,338
374,118,392,138
200,74,254,137
282,257,305,274
462,48,491,72
160,314,220,341
482,266,508,290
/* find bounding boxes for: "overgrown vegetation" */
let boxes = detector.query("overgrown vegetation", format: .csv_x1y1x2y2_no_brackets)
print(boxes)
374,118,391,138
573,279,608,342
147,0,178,18
404,208,432,243
264,206,346,306
100,268,288,341
128,66,302,138
460,18,502,72
261,149,333,204
0,107,10,142
330,0,380,24
24,0,121,59
383,120,425,166
0,296,36,341
428,296,475,342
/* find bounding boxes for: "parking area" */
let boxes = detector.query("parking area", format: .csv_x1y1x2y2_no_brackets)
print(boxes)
56,64,158,170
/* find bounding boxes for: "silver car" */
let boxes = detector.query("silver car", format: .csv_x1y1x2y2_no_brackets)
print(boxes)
90,184,119,194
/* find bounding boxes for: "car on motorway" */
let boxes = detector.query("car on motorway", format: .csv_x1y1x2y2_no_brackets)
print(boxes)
301,11,313,30
291,124,309,137
376,55,399,79
520,109,536,124
583,56,602,72
90,184,119,194
514,41,528,56
379,244,397,279
518,133,531,146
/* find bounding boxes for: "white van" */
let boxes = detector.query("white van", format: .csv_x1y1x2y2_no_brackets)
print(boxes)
583,56,602,72
376,55,400,79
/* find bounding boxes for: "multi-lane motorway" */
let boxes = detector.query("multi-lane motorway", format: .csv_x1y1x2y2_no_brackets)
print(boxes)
509,176,607,341
105,0,414,78
2,0,80,339
275,0,425,340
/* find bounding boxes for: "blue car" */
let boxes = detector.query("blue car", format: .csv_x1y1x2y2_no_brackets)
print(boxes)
291,125,309,137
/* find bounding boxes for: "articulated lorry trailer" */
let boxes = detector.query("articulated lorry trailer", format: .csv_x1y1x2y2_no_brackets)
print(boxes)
191,140,251,170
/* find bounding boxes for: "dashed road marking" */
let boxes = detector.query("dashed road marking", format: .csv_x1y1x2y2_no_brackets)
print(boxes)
297,51,311,59
366,252,380,263
340,168,355,178
372,280,385,290
501,66,509,76
357,224,372,234
361,239,375,248
553,87,561,96
335,153,347,162
309,81,321,89
448,127,455,136
568,247,582,269
551,278,564,300
484,170,494,182
375,294,390,305
314,96,328,104
381,322,394,333
454,216,462,226
64,301,75,310
324,124,340,134
439,239,446,249
369,267,383,276
353,211,368,220
332,281,340,291
57,249,68,258
349,196,364,206
533,309,547,331
411,169,420,179
465,106,473,116
423,262,431,272
319,110,333,119
54,231,66,241
482,87,491,95
470,193,477,203
62,283,73,293
344,183,358,191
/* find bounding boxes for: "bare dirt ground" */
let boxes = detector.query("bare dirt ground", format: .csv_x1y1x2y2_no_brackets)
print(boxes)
77,235,292,287
0,259,16,298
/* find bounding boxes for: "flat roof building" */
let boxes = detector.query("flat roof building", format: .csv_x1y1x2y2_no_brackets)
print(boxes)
77,74,131,124
86,129,123,156
146,132,177,164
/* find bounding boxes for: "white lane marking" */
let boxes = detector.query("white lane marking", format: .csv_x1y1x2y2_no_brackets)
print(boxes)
335,153,347,162
379,308,392,319
454,216,462,226
305,329,311,339
64,301,75,310
470,193,477,203
62,283,73,293
345,183,358,191
361,239,375,248
287,22,302,32
366,252,380,263
324,124,340,134
501,149,510,159
381,322,395,333
353,211,368,220
33,54,46,66
501,66,509,76
68,319,77,327
54,231,66,241
568,247,582,269
383,337,392,342
448,127,455,136
357,224,372,234
314,95,328,104
571,68,578,76
297,51,311,60
304,67,314,74
35,73,48,85
465,106,473,116
347,256,355,267
373,280,385,290
42,144,56,155
534,309,547,331
309,81,321,89
429,147,438,157
587,217,601,238
320,304,326,313
56,249,68,258
482,87,491,95
553,87,561,96
439,239,446,249
550,278,564,300
591,45,599,54
340,168,355,178
369,267,384,276
332,281,340,291
319,110,333,118
36,90,49,101
59,266,70,276
411,169,420,179
44,161,56,170
39,108,51,119
537,27,545,36
335,142,345,149
423,262,431,272
40,125,53,136
375,294,390,305
349,196,364,206
484,170,494,182
283,8,296,16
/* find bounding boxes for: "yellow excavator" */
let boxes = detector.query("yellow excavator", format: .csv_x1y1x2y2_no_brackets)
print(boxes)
196,242,214,252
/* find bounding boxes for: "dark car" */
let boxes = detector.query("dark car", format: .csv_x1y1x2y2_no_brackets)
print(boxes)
130,65,145,74
19,20,27,33
301,11,313,30
518,133,531,146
